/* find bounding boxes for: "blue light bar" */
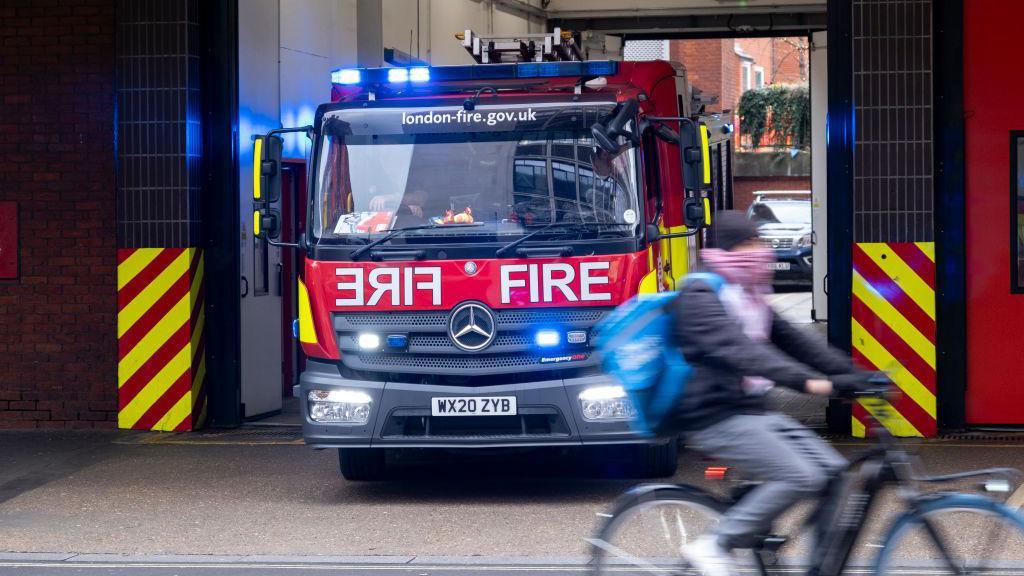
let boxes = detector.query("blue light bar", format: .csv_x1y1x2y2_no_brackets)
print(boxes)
409,67,430,82
387,68,409,83
330,61,618,86
332,68,361,85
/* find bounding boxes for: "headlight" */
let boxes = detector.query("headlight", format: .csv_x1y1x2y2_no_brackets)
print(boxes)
357,332,380,350
579,385,637,421
796,233,813,248
308,389,372,424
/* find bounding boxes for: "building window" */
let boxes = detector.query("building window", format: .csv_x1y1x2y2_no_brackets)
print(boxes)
754,66,765,88
1013,132,1024,291
741,62,752,91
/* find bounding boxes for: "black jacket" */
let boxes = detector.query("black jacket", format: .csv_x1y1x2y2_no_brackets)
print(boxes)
669,278,853,431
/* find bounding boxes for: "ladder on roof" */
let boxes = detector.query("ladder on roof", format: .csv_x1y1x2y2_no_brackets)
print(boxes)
456,28,583,64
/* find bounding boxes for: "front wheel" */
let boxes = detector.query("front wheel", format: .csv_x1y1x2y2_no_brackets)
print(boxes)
875,495,1024,575
338,448,386,481
589,485,766,576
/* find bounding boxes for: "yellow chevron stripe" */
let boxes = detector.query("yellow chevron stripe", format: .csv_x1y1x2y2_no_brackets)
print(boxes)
154,387,193,432
188,250,204,310
191,354,206,399
117,249,161,291
117,250,190,338
118,293,189,387
190,307,205,360
858,397,923,437
118,345,190,428
915,242,935,262
851,416,866,438
852,270,935,369
851,318,937,418
859,243,935,320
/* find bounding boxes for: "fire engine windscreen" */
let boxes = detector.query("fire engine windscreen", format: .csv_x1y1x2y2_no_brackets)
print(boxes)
312,103,640,243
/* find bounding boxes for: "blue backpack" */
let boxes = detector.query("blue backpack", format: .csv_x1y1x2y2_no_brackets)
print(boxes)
594,272,725,435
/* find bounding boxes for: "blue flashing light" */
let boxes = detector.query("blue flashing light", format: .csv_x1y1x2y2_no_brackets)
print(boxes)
386,334,409,348
330,61,618,87
333,68,361,85
292,319,299,339
409,67,430,82
387,68,409,83
535,329,561,348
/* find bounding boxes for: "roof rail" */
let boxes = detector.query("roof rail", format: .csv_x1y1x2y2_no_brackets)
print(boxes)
456,28,583,64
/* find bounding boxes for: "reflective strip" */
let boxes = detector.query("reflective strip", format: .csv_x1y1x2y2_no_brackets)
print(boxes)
116,248,206,432
253,137,263,200
859,243,935,320
298,278,318,345
852,270,935,369
852,318,936,419
699,124,711,185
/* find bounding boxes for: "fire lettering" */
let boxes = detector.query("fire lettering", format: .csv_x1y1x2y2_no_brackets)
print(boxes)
336,266,441,307
499,262,611,304
579,261,612,301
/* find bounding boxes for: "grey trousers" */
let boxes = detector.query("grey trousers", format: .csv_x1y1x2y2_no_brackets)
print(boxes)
687,412,847,549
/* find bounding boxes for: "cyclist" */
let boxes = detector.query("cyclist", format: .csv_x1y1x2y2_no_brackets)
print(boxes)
670,210,877,576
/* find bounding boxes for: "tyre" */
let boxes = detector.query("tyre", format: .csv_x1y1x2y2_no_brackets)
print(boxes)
338,448,386,481
589,485,765,576
874,494,1024,575
633,439,679,478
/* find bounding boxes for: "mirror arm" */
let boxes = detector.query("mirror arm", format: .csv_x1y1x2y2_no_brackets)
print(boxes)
657,229,701,239
266,238,300,249
266,125,313,138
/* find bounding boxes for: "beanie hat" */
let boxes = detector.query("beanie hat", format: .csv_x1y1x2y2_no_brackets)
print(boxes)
709,210,761,251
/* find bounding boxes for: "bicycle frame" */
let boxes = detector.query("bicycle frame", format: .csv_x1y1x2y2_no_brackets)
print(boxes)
798,398,1021,576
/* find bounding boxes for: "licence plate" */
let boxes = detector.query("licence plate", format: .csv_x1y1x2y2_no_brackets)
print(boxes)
431,396,517,417
769,262,791,271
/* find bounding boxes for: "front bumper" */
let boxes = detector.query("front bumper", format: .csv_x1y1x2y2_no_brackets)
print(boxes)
298,360,659,449
772,246,813,285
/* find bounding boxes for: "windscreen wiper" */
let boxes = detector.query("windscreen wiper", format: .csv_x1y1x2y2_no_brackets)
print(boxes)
495,221,633,257
350,222,484,261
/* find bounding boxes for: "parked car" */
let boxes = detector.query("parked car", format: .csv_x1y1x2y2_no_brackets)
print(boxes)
746,193,813,287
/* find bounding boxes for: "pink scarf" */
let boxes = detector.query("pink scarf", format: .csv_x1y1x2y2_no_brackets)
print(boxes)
700,247,776,339
701,247,778,395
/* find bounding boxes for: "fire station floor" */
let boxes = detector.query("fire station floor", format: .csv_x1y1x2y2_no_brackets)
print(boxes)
1,427,1024,567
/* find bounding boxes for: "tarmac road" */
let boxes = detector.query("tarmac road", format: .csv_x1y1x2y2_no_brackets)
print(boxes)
1,429,1023,565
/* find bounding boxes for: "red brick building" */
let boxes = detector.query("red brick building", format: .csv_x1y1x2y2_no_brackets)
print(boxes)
0,0,118,428
668,37,811,211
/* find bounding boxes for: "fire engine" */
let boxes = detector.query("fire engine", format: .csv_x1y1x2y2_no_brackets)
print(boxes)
252,30,732,480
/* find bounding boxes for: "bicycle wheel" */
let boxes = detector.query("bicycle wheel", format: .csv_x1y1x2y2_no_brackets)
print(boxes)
875,494,1024,575
589,485,766,576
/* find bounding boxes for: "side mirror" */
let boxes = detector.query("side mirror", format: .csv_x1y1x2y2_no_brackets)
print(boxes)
253,208,281,240
646,223,661,241
253,134,283,203
589,98,641,153
591,123,618,153
683,197,712,229
679,121,711,192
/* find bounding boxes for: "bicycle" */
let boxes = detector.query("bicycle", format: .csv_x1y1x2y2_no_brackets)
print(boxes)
588,389,1024,575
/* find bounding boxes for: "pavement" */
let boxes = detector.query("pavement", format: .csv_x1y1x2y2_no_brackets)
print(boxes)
4,292,1024,575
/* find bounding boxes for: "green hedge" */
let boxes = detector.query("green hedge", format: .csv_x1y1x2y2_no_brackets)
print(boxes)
737,84,810,149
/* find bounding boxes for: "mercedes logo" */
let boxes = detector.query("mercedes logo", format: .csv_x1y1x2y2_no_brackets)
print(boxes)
448,301,496,352
464,261,478,275
771,238,780,248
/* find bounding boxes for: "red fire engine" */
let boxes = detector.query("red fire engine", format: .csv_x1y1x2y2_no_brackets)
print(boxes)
252,30,729,479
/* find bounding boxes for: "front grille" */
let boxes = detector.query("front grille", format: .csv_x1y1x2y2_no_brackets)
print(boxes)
381,408,570,438
353,352,592,370
408,334,533,348
763,237,794,249
334,307,609,375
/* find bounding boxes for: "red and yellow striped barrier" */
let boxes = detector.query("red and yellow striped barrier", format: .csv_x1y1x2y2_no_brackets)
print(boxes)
851,242,936,437
117,248,206,431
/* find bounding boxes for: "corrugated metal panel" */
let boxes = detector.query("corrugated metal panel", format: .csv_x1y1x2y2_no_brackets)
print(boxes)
852,0,933,243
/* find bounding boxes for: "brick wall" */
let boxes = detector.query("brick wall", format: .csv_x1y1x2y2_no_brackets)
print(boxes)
733,176,812,212
0,0,117,428
670,39,724,112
